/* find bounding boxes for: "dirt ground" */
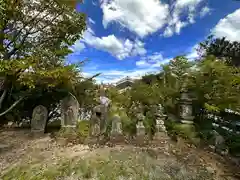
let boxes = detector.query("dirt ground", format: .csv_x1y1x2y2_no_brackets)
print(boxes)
0,129,239,180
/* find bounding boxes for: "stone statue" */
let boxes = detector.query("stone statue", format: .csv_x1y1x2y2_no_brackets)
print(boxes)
111,115,122,135
89,88,111,137
31,105,48,133
136,120,145,136
61,95,79,128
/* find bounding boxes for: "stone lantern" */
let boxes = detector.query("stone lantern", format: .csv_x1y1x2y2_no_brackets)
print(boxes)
179,73,194,124
155,104,167,132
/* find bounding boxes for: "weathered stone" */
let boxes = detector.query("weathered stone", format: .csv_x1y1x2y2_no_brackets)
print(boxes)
31,105,48,133
89,94,111,137
111,115,122,135
212,130,227,154
155,104,167,132
156,118,167,132
89,113,100,137
61,95,79,128
179,90,194,124
136,120,145,136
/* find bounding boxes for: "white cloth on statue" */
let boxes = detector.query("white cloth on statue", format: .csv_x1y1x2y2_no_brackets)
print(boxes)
99,96,111,107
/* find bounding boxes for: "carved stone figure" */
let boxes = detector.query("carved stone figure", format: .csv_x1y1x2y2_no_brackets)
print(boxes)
31,105,48,133
136,120,145,136
111,115,122,135
61,95,79,128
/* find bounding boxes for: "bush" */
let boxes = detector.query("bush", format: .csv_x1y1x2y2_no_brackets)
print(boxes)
143,111,156,139
165,120,200,145
119,111,137,137
225,133,240,156
77,120,90,138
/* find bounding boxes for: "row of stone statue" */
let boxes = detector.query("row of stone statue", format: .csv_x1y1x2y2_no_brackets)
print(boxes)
30,95,168,138
31,95,79,133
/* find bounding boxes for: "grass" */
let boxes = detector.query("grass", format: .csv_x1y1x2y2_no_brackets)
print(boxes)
165,120,200,146
1,148,214,180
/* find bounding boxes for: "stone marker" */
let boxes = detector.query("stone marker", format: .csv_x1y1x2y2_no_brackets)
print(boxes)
99,96,111,134
89,105,101,137
156,104,167,133
212,130,227,154
111,115,122,135
61,95,79,130
136,120,145,136
179,88,194,124
31,105,48,133
156,118,166,132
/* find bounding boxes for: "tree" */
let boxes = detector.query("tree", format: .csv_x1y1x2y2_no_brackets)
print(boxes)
188,56,240,112
57,0,83,8
0,0,86,119
159,56,194,113
1,0,86,59
141,74,159,85
199,36,240,67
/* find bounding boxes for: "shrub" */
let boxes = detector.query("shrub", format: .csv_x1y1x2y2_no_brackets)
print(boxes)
77,120,90,138
165,120,200,145
119,111,137,137
225,133,240,156
143,111,156,139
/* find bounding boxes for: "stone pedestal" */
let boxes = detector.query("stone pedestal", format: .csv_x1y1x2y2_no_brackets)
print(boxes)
31,105,48,134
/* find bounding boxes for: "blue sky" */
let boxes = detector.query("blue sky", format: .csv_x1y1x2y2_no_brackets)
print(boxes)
67,0,240,84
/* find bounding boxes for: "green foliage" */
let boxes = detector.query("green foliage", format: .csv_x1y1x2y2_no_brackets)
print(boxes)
107,87,131,108
77,120,90,138
199,35,240,67
131,82,162,106
0,0,87,121
225,134,240,156
189,56,240,112
117,109,136,136
141,73,160,85
158,56,194,114
73,79,98,110
165,120,200,145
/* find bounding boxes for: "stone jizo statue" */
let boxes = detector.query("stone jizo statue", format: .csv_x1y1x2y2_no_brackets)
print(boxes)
31,105,48,133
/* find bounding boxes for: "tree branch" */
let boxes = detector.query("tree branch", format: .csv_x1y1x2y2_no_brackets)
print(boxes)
0,88,7,109
5,1,55,51
0,97,24,117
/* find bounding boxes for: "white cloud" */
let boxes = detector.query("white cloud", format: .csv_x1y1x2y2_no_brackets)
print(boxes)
186,44,200,60
212,9,240,42
163,0,205,37
100,0,169,37
99,68,159,84
89,18,96,24
200,6,211,18
70,41,85,52
136,60,149,67
83,66,161,84
163,26,174,37
136,52,172,68
100,0,210,38
74,27,146,60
